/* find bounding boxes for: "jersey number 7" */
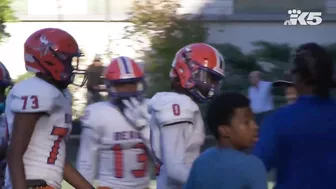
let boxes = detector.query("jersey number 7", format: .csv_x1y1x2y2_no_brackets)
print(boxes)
112,143,148,178
47,126,69,164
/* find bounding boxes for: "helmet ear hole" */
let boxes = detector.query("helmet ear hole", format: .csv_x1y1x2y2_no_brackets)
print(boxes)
174,62,192,89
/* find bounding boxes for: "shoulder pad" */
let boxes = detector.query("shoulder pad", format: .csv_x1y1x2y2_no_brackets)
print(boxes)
9,77,60,113
80,102,112,129
142,98,150,105
148,92,199,126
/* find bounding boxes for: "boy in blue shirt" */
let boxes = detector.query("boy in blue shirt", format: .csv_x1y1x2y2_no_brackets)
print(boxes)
184,92,267,189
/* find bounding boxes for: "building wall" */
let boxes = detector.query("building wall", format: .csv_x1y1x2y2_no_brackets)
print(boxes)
1,20,336,78
4,0,336,77
207,21,336,52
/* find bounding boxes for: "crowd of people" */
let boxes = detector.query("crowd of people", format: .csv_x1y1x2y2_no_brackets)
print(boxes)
0,27,334,189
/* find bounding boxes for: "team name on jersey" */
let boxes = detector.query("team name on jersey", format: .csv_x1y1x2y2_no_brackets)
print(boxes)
115,131,142,141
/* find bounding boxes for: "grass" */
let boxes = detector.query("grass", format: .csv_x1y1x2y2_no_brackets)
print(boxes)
61,180,275,189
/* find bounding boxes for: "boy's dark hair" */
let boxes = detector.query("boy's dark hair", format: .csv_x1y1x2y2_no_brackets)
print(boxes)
293,43,335,98
206,92,250,140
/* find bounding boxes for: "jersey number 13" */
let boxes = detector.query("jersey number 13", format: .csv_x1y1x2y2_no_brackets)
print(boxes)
112,143,148,178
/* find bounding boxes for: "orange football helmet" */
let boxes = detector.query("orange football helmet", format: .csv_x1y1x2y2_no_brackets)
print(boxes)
170,43,225,102
24,28,87,88
104,56,146,101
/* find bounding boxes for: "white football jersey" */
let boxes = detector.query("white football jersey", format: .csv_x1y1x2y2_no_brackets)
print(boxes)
77,101,150,189
4,77,72,189
148,92,205,189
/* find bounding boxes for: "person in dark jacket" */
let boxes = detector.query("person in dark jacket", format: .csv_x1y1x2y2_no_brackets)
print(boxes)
254,43,336,189
86,54,105,104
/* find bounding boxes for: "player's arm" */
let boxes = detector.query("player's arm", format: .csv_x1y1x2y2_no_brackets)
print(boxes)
64,108,96,188
76,127,99,184
63,161,94,189
7,93,49,189
253,114,279,171
161,121,193,184
245,156,268,189
140,125,151,151
76,108,99,184
139,99,152,152
8,112,43,189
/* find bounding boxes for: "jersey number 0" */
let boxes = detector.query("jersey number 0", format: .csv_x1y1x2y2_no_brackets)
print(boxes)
112,143,148,178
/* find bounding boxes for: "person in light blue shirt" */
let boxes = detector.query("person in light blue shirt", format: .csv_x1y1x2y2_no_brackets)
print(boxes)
248,71,274,114
184,92,267,189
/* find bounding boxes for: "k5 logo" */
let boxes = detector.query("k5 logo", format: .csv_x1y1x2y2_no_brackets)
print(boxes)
284,9,322,26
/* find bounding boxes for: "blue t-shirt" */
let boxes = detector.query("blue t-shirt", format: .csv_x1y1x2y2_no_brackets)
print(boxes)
254,95,336,189
184,147,267,189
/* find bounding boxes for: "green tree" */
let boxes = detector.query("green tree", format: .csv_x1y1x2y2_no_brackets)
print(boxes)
252,41,293,81
125,0,208,97
0,0,16,42
213,43,260,94
14,72,33,83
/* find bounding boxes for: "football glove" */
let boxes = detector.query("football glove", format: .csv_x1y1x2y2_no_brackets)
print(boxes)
122,97,150,130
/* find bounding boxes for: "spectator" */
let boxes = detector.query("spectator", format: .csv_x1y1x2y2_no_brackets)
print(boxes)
86,54,105,104
272,70,297,104
248,71,274,113
184,92,267,189
254,43,336,189
248,71,274,125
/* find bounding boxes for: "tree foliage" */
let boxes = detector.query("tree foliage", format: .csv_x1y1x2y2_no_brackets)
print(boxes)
14,72,34,83
125,0,208,97
212,44,260,94
212,41,296,95
125,1,336,105
0,0,16,42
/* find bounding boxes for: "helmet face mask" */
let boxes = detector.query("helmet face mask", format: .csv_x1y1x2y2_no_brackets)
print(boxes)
190,67,223,100
106,79,146,99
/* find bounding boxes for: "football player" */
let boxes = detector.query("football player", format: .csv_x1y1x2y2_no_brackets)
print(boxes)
77,56,151,189
4,28,93,189
0,62,12,147
0,62,13,186
148,43,225,189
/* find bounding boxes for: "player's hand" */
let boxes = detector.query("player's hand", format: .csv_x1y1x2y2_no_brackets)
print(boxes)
122,97,150,130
